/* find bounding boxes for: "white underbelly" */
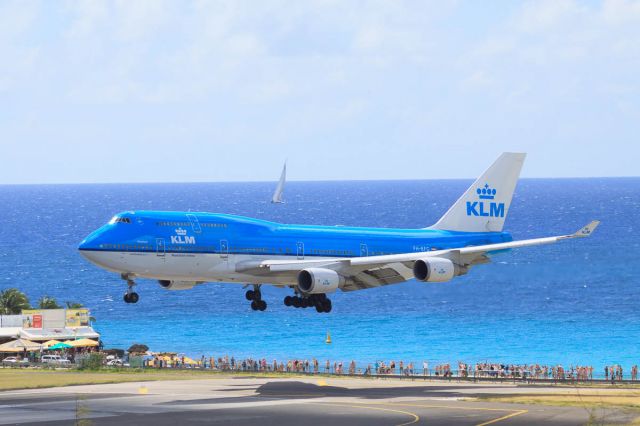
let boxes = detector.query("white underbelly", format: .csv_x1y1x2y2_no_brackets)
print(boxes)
79,250,332,285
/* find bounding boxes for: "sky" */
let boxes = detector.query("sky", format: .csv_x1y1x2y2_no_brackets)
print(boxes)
1,0,639,184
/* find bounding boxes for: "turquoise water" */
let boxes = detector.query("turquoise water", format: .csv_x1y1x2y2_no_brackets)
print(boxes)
0,178,638,369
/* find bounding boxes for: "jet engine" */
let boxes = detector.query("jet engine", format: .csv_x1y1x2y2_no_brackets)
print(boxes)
412,257,457,283
158,280,197,291
297,268,343,294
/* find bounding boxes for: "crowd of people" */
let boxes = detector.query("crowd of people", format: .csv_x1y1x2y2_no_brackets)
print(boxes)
471,363,597,380
143,354,640,382
605,365,624,381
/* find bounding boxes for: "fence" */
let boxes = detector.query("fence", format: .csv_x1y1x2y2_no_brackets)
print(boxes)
138,358,639,384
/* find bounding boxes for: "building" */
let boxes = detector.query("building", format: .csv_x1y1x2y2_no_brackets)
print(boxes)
0,308,99,344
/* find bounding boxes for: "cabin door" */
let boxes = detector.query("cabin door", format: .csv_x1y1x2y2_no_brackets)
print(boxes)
360,243,368,257
296,242,304,260
220,240,229,260
186,214,202,234
156,238,165,257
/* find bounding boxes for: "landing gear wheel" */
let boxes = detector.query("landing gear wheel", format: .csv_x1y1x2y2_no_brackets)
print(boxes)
315,304,323,313
258,300,267,311
245,290,255,301
292,297,301,308
284,296,292,306
250,301,258,311
252,290,262,301
121,274,137,304
322,299,332,313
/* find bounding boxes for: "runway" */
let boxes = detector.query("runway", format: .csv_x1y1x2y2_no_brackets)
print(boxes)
0,376,635,425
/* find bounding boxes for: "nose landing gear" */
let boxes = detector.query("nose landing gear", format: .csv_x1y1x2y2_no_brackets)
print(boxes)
245,285,267,311
122,274,139,304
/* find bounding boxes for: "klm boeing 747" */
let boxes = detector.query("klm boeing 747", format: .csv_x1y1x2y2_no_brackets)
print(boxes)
78,153,599,313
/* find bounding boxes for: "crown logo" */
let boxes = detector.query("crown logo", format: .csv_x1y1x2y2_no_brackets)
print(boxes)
477,183,497,200
175,228,187,236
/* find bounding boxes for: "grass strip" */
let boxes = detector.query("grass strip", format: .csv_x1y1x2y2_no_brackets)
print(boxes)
477,390,640,410
0,368,306,391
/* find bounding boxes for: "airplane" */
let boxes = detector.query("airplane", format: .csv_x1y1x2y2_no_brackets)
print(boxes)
78,153,599,313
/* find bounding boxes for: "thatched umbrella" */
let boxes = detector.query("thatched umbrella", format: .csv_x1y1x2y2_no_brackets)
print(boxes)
0,338,42,352
65,338,99,348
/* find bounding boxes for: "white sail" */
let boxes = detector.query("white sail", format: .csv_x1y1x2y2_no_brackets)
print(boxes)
271,162,286,203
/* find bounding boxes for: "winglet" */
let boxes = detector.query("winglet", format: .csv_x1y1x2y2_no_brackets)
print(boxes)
573,220,600,237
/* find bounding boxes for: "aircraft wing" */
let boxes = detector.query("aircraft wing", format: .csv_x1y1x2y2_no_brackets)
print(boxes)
257,221,600,291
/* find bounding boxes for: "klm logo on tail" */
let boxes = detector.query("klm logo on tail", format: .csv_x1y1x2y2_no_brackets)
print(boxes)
466,184,505,217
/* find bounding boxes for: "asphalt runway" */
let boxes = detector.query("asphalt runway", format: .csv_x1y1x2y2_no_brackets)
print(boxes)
0,377,636,425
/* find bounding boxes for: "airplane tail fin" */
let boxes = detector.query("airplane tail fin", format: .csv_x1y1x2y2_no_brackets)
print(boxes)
429,152,526,233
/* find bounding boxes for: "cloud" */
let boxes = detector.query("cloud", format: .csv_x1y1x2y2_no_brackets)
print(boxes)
0,0,40,92
463,0,640,97
38,0,463,104
1,0,639,182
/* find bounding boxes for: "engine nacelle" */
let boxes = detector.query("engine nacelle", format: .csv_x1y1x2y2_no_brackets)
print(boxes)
297,268,343,294
413,257,457,283
158,280,197,291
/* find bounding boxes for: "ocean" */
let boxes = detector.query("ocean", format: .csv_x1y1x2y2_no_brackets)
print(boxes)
0,178,638,370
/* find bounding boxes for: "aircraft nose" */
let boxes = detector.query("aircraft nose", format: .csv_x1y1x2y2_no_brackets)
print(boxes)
78,227,105,251
78,239,92,251
78,236,96,251
78,228,108,266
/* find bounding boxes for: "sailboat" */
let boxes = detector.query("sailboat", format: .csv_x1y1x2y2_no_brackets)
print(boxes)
271,162,286,204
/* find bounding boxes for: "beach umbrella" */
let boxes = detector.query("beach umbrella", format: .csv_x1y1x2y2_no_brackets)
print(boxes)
181,356,198,365
42,340,62,348
65,338,99,347
47,342,73,350
0,338,42,352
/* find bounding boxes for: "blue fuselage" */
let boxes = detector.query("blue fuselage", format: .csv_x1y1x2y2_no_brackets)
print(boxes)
79,211,512,258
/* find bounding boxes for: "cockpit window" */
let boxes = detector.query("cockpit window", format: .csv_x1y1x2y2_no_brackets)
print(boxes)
109,216,131,224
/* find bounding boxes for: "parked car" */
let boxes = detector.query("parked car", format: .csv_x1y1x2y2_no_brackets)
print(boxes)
2,356,29,366
41,355,71,365
106,358,130,367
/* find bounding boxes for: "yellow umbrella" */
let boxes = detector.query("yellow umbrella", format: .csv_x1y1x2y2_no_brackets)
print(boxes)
42,340,62,348
181,356,198,365
0,338,42,352
65,338,99,347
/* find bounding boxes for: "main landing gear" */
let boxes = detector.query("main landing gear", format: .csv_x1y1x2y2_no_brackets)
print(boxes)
122,274,139,304
245,285,267,311
284,294,332,313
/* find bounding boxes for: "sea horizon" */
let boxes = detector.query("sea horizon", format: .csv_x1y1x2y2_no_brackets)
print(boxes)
1,175,639,187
